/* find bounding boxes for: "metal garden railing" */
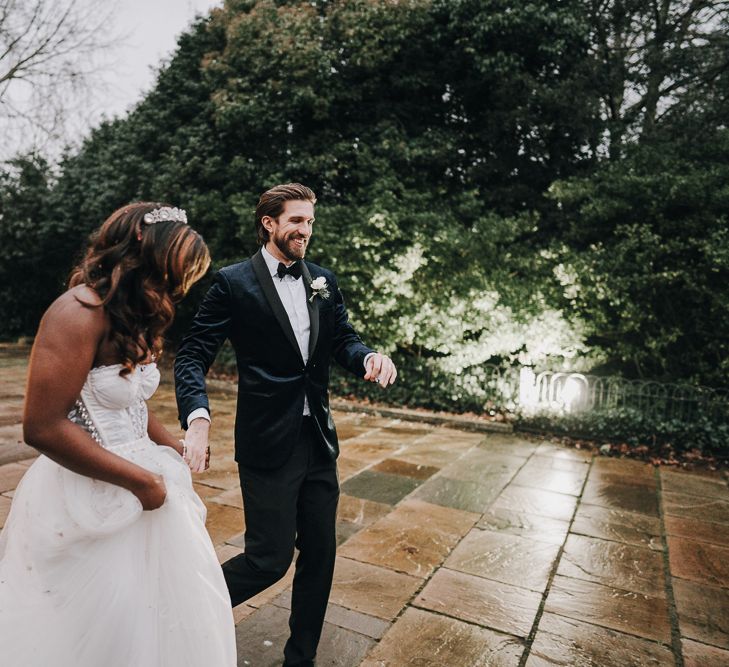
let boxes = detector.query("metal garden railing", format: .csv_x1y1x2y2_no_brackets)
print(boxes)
471,365,729,423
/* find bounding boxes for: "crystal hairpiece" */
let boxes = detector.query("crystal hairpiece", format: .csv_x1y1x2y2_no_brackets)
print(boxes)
143,206,188,224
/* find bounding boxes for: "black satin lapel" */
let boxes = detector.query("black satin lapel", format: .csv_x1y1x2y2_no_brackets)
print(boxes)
301,262,319,359
251,250,304,363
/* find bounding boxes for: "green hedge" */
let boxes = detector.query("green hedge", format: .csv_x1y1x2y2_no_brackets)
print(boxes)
519,407,729,456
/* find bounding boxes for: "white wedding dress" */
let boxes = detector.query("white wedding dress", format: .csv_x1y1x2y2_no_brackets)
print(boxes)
0,363,236,666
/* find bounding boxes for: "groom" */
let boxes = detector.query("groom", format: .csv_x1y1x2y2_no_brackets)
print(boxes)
174,183,396,666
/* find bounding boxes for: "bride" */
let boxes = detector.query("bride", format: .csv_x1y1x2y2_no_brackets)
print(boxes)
0,203,236,666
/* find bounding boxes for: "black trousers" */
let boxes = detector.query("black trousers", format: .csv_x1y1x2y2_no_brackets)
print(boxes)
222,417,339,666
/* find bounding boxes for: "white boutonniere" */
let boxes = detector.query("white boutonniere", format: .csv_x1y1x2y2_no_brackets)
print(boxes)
309,276,330,302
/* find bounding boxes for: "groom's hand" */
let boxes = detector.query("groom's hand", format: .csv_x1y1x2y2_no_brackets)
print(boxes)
185,417,211,473
364,353,397,388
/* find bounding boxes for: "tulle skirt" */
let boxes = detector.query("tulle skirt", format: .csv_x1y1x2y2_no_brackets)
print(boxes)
0,437,236,666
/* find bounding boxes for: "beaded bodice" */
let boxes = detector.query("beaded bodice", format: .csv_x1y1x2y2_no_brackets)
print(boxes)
67,363,160,448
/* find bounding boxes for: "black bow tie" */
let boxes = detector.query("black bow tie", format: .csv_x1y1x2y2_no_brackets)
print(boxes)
277,261,302,280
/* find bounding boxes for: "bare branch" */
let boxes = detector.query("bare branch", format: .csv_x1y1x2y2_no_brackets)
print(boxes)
0,0,121,158
588,0,729,151
0,1,44,66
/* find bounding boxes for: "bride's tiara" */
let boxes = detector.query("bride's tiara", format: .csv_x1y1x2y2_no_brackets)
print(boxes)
143,207,188,225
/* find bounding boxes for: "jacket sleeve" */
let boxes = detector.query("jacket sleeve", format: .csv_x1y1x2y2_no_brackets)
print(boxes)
174,270,232,429
329,273,374,377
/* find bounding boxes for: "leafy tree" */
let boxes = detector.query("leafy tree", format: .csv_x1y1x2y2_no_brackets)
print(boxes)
205,0,602,213
0,155,60,335
550,129,729,385
3,0,728,418
545,0,729,386
197,0,595,389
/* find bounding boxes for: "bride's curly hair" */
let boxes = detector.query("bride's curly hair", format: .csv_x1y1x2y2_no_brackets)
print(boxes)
69,202,211,374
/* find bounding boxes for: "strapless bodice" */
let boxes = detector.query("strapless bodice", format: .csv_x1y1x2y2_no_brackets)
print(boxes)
68,363,160,449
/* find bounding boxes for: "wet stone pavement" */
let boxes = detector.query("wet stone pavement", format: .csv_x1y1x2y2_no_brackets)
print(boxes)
1,349,729,666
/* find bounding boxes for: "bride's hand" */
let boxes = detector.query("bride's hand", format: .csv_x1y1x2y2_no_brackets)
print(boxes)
184,418,211,473
133,472,167,511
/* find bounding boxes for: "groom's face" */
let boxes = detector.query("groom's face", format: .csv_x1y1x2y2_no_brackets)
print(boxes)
266,199,315,262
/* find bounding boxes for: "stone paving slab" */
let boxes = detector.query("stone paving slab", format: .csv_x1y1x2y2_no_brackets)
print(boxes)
0,356,34,466
667,536,729,589
0,494,12,525
412,474,508,513
340,469,423,506
0,462,26,493
664,514,729,548
663,490,729,524
370,458,439,480
673,578,729,649
273,591,392,640
581,476,660,515
1,348,728,665
490,484,578,522
570,502,663,550
338,498,478,578
510,464,587,497
681,638,729,667
438,453,523,483
557,533,666,597
359,607,524,667
526,612,675,666
477,508,570,546
329,556,422,621
414,567,542,638
661,468,729,499
543,575,672,643
336,456,372,482
445,528,561,593
235,603,377,667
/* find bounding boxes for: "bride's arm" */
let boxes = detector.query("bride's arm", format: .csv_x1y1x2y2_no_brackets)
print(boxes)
146,411,184,455
22,288,167,510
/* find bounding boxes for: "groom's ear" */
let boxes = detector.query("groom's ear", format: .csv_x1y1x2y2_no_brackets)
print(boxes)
261,215,275,233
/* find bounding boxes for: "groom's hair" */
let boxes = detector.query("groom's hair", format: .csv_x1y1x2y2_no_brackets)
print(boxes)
255,183,317,245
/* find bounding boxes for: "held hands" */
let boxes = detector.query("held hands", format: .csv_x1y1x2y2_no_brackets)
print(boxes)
364,353,397,389
184,417,211,473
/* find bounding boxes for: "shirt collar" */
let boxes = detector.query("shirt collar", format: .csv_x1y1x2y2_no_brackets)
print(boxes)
261,244,293,278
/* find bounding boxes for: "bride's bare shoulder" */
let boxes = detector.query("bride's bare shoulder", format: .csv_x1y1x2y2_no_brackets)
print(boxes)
67,284,103,307
40,285,106,332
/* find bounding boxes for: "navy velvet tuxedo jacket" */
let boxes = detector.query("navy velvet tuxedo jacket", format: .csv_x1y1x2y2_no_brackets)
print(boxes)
174,248,373,469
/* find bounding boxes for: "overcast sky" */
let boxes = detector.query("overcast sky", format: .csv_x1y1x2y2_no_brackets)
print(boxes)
0,0,223,159
102,0,222,120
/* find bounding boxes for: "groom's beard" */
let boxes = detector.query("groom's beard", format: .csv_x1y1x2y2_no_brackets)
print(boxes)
274,231,308,262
